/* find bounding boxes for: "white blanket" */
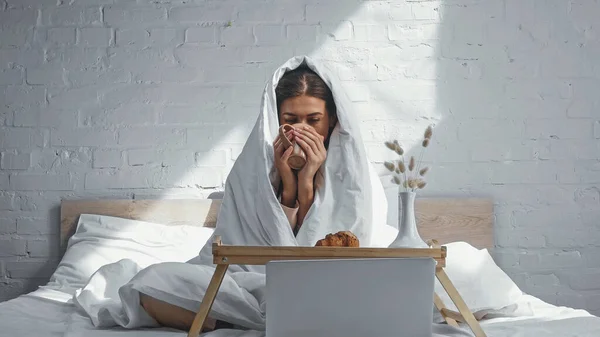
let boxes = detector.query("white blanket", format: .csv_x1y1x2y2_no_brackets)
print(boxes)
72,56,468,336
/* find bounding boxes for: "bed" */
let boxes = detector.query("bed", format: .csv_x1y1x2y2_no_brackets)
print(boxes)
1,197,599,337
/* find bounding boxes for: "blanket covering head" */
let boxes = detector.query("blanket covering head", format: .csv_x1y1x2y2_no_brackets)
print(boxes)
74,56,414,333
191,55,391,272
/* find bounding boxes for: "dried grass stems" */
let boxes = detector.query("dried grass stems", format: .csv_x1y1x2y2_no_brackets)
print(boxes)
384,125,433,192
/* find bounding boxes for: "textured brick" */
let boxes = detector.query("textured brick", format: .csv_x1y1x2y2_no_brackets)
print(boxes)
127,149,158,166
220,26,254,46
46,28,77,46
0,9,37,27
104,6,166,26
107,47,176,72
0,28,32,48
254,25,286,46
0,48,43,68
0,218,17,234
0,193,16,211
159,105,226,125
528,274,560,288
287,25,318,42
195,150,228,167
0,68,23,85
133,65,200,84
388,3,414,21
185,27,216,44
574,187,600,208
321,22,353,41
0,174,8,190
204,64,268,84
17,217,56,235
95,85,164,109
525,119,593,140
6,0,60,8
47,87,100,110
84,169,153,190
78,28,112,47
168,5,233,23
238,2,304,23
388,23,438,41
539,251,585,270
92,149,122,168
5,261,57,279
594,121,600,139
9,174,74,191
354,24,387,42
41,7,101,26
174,46,243,67
118,127,185,147
27,237,60,258
51,128,118,147
128,149,194,167
470,140,541,162
457,119,524,141
0,239,26,257
307,3,363,23
0,152,31,170
16,107,78,128
33,148,92,173
26,66,65,85
2,86,45,111
117,28,182,47
159,167,223,189
540,140,600,160
67,68,129,87
46,47,106,69
0,128,46,148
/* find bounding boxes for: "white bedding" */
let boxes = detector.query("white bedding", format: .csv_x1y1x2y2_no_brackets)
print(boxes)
2,287,599,337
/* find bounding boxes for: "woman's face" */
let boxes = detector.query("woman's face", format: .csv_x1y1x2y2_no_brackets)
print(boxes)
278,95,334,141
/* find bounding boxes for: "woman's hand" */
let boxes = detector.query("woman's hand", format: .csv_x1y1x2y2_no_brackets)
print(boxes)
274,130,297,208
293,125,325,230
294,125,327,185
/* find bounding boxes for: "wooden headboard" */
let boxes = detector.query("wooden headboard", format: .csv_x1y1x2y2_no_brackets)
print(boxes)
60,197,494,250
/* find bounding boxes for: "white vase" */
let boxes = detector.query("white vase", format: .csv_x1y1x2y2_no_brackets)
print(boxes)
388,191,428,248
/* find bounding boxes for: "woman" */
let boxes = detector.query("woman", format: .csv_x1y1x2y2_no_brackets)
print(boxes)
76,56,391,334
272,65,338,235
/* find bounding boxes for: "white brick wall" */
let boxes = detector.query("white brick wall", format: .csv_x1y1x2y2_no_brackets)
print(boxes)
0,0,599,316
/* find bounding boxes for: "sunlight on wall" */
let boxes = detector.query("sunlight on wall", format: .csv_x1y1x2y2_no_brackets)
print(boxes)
157,1,445,201
307,2,444,181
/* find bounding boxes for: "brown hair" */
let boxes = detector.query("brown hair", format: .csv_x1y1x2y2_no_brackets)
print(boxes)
275,66,337,122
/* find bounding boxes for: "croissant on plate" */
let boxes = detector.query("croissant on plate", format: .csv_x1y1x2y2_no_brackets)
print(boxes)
315,231,359,247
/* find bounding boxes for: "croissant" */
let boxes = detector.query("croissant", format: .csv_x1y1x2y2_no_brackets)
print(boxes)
315,231,359,247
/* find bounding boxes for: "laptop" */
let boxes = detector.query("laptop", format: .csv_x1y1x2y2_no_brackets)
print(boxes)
265,257,436,337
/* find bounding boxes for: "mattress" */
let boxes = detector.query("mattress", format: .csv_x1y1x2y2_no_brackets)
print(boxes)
1,288,599,337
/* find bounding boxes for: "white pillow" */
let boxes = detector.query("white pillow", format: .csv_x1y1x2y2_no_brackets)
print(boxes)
432,242,524,322
45,214,214,294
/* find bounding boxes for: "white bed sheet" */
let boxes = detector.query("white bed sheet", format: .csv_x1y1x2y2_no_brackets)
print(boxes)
1,288,599,337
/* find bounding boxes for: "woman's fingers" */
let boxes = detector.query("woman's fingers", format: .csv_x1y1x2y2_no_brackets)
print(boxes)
274,139,283,157
281,145,293,160
295,136,316,159
295,129,321,157
305,127,326,153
